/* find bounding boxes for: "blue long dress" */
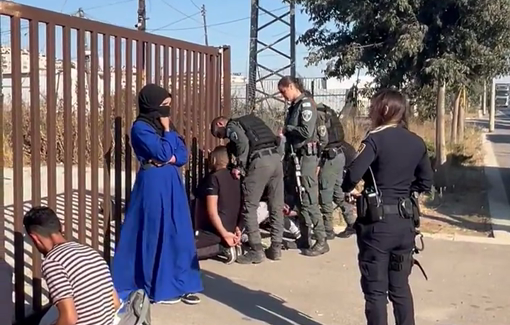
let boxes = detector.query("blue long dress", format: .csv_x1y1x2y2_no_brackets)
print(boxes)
112,120,203,302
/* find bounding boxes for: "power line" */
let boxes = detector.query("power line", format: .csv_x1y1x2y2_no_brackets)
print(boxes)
159,0,203,26
82,0,136,11
188,0,201,11
149,12,200,32
156,5,288,31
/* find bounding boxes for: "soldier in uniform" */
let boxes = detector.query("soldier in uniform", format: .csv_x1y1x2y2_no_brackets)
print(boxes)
316,103,356,240
277,76,329,257
210,114,284,264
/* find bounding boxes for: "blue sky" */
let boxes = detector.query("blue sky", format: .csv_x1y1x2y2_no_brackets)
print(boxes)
6,0,327,77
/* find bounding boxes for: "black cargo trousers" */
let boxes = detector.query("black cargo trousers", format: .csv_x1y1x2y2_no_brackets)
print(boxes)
355,214,416,325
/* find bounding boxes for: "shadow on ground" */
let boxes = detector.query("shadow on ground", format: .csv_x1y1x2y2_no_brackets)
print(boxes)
201,269,323,325
421,153,493,236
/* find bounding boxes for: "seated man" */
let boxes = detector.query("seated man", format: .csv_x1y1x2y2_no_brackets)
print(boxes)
256,190,301,241
23,206,120,325
195,145,243,264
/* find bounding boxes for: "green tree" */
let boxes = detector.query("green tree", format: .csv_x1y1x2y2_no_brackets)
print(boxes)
297,0,510,90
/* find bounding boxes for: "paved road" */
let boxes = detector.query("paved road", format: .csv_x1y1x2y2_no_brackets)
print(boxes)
151,237,510,325
485,110,510,204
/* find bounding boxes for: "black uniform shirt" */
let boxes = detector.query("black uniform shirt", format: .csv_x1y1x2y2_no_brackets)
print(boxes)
341,125,433,204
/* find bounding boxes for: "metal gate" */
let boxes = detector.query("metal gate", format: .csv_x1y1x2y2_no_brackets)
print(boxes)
0,2,231,322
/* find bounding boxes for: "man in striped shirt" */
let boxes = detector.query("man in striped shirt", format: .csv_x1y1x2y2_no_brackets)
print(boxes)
24,206,120,325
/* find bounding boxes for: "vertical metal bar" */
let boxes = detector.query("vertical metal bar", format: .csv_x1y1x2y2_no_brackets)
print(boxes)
289,0,296,78
103,35,112,263
154,44,161,86
29,19,42,312
163,46,169,90
0,23,4,263
178,49,184,131
191,51,199,192
213,55,220,146
46,24,57,213
171,47,177,116
197,53,205,182
63,27,73,240
77,29,87,244
247,0,259,109
222,46,232,118
205,55,213,152
198,53,205,149
185,50,192,142
135,40,143,172
125,39,133,204
11,16,25,321
90,31,99,251
145,43,152,84
114,36,122,246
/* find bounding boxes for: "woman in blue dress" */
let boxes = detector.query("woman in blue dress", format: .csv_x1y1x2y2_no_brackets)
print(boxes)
113,84,203,305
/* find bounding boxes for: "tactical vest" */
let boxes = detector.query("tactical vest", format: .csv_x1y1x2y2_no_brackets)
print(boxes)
317,103,345,148
233,114,277,154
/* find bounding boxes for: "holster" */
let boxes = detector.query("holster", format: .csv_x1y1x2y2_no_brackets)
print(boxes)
410,192,421,228
356,191,384,223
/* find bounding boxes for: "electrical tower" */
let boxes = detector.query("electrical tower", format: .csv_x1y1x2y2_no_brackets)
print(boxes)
247,0,296,109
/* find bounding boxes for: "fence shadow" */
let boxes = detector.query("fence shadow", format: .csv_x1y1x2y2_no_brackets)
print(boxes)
3,189,120,321
201,270,323,325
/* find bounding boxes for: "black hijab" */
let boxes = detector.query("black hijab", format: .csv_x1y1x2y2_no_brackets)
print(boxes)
136,84,172,136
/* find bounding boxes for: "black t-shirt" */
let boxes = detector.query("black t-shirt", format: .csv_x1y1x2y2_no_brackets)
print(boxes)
195,168,242,234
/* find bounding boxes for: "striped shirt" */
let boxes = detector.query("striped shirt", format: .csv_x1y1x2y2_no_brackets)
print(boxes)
42,241,115,325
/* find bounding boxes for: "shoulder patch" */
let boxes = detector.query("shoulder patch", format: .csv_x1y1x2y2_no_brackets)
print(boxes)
226,127,238,141
302,101,312,108
318,125,327,137
301,109,313,122
357,143,366,154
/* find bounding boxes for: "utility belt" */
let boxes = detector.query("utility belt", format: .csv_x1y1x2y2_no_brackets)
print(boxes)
250,147,279,161
295,142,318,157
356,190,428,280
321,146,343,160
356,192,420,227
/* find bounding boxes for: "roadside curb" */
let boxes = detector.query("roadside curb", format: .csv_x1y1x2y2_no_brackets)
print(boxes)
481,131,510,241
420,231,510,245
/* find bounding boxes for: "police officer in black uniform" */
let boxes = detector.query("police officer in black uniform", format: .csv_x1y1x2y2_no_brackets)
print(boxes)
211,114,284,264
341,89,433,325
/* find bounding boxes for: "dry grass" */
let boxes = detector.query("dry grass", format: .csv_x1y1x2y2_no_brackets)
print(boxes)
334,117,491,236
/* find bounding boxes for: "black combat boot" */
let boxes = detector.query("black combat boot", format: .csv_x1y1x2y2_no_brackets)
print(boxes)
265,242,282,261
236,244,265,264
337,225,356,238
303,238,330,257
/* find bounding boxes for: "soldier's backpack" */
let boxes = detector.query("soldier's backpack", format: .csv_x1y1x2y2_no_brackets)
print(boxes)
115,289,151,325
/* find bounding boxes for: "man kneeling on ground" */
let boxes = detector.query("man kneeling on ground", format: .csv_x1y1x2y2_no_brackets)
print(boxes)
24,206,120,325
195,145,243,264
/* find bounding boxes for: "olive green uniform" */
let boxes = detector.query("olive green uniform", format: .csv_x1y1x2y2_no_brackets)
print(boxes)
284,94,328,255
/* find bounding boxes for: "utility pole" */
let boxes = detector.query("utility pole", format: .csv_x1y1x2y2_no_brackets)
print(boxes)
482,79,487,116
136,0,147,80
489,78,495,132
200,5,209,46
76,8,91,106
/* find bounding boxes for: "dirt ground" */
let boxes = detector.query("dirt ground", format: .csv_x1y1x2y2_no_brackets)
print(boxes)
152,237,510,325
